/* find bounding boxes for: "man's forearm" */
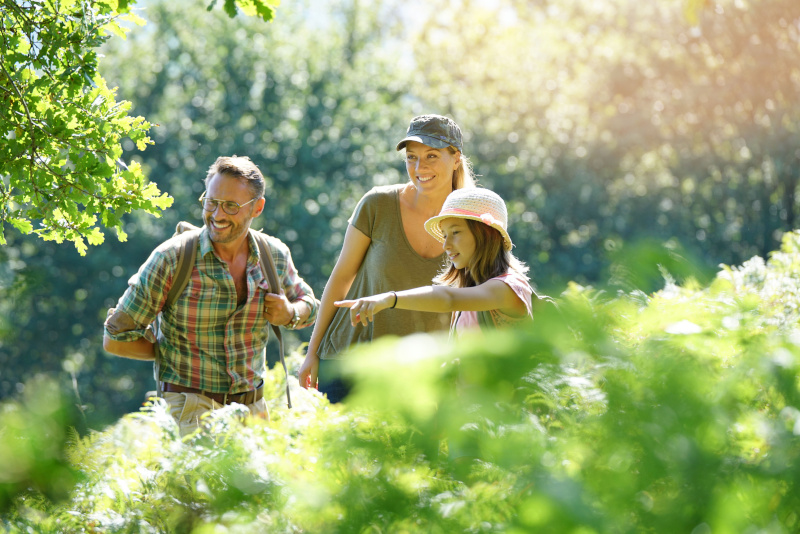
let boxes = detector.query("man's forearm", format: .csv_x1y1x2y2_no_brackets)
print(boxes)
103,335,156,361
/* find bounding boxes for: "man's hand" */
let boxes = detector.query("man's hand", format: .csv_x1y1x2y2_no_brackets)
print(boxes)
260,283,293,326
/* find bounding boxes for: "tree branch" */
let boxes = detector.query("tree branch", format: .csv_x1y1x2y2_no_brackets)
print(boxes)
0,55,37,180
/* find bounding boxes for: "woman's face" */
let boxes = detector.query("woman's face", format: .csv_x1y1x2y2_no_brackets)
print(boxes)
440,217,476,270
404,141,460,194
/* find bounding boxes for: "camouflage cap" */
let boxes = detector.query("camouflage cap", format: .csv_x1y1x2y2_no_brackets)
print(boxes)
396,114,463,152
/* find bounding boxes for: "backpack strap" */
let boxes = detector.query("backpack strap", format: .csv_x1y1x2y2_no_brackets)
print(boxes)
165,222,201,309
153,222,201,396
250,229,293,409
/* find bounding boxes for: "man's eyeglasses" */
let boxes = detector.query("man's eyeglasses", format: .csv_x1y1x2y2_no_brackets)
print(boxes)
199,192,259,215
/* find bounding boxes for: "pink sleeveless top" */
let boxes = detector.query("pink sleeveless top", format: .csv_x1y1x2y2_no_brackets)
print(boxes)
451,272,534,338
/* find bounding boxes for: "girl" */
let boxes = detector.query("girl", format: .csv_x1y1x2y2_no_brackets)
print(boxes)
335,187,535,336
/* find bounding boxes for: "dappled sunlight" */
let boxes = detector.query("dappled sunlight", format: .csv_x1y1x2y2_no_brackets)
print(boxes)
3,0,800,530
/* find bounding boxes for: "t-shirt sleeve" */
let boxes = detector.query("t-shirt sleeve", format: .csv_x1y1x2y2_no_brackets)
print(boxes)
348,187,383,239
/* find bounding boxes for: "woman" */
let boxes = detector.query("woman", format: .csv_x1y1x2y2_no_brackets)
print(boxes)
334,187,534,336
298,114,476,402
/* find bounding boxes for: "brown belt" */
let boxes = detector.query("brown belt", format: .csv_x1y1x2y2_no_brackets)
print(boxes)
161,382,263,405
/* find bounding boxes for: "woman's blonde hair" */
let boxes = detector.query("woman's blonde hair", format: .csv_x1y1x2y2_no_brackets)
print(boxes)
448,148,476,189
433,219,528,288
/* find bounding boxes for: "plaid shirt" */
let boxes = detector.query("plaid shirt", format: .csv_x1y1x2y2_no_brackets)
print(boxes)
105,228,319,394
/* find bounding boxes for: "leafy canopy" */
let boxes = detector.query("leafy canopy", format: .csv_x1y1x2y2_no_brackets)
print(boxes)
0,0,277,254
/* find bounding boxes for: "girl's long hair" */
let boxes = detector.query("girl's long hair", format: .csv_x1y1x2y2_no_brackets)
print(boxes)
433,219,528,288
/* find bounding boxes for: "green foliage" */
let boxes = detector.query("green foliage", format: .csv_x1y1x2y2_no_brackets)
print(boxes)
96,0,410,272
0,0,278,254
211,0,278,22
22,0,413,427
0,375,80,513
1,0,798,528
0,0,291,427
2,7,800,530
5,234,800,531
410,0,800,289
0,0,169,254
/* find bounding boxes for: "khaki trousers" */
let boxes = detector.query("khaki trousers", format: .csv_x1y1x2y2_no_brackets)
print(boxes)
163,391,269,437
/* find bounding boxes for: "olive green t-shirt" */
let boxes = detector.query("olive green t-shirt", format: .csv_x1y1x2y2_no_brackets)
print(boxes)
318,185,451,360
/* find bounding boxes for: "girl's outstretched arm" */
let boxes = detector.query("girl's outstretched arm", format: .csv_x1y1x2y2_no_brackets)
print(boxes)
335,280,526,327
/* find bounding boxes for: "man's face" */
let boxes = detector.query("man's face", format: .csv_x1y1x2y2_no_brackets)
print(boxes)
202,173,264,245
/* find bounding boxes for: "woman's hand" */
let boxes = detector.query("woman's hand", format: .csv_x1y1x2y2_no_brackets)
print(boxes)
298,351,320,390
334,292,395,326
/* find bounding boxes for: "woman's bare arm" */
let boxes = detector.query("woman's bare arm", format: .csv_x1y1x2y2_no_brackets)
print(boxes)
298,225,371,388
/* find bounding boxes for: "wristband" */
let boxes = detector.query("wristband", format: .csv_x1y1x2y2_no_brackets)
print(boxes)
288,305,301,329
390,291,398,309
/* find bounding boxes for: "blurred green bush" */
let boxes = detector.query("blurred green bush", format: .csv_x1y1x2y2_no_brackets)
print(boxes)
5,232,800,532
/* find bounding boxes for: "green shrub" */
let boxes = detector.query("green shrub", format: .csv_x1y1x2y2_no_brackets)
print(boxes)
5,232,800,532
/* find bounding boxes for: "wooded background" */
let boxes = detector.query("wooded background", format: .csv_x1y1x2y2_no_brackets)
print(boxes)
2,0,799,429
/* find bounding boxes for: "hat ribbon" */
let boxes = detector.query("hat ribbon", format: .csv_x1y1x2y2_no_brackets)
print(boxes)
441,207,479,218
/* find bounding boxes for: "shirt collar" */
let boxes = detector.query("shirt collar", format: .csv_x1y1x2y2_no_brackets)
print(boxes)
198,226,260,268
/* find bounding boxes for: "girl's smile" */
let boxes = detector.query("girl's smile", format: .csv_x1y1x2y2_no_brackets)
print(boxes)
440,217,476,270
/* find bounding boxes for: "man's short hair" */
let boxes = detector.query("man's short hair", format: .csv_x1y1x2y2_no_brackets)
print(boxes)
205,156,265,199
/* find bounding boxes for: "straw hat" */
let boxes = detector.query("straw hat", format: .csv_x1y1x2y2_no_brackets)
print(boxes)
424,188,513,251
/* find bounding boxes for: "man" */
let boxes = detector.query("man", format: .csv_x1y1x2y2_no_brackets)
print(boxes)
104,156,319,435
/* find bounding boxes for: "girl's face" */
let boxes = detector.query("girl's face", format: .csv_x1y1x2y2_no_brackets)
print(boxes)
404,141,460,194
440,217,476,270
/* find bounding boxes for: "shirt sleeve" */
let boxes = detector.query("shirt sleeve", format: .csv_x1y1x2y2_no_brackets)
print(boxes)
103,242,177,342
348,187,381,239
268,236,320,329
